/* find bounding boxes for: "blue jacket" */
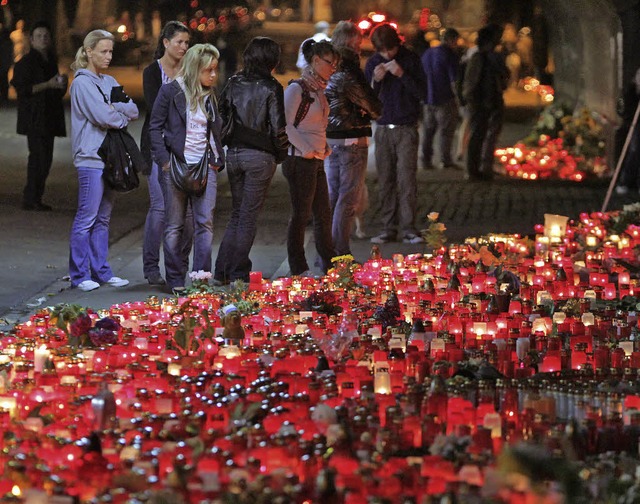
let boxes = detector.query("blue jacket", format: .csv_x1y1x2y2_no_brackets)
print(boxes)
149,79,225,170
364,45,426,126
421,44,460,105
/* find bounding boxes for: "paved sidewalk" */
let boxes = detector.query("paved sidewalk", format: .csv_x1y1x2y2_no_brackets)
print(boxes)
0,81,636,327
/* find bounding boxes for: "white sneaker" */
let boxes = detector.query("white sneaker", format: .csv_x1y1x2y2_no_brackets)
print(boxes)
106,276,129,287
77,280,100,292
402,233,425,244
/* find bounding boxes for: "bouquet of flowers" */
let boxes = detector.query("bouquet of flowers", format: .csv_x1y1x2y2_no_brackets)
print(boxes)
422,212,447,251
49,303,120,348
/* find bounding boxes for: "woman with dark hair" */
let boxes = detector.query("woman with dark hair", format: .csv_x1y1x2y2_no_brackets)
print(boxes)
149,43,225,292
283,39,338,276
140,20,192,286
213,36,289,284
11,20,68,211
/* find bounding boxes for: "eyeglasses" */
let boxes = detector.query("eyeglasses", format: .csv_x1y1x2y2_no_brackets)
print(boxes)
320,57,338,70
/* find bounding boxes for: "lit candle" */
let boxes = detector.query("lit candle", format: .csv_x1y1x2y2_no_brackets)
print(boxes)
0,396,17,418
33,344,50,374
167,363,182,376
374,361,391,394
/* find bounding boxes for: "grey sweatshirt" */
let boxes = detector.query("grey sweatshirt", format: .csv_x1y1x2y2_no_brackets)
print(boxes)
70,68,139,169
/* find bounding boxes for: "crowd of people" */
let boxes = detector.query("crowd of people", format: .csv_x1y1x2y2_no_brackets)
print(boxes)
7,17,515,292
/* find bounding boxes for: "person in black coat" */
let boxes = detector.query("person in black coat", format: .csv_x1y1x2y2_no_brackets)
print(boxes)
11,21,67,210
213,37,289,284
462,23,509,182
615,68,640,195
0,22,12,105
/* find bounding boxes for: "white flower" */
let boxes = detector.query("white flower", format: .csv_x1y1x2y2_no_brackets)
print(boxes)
189,270,212,281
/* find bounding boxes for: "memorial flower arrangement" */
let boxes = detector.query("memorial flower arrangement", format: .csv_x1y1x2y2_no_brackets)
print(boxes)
327,254,360,290
184,270,214,294
49,303,119,348
422,211,448,251
496,103,610,181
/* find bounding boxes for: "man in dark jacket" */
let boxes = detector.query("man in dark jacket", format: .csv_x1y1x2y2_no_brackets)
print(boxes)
325,21,382,255
462,23,509,181
11,21,67,211
421,27,461,170
364,23,427,245
614,68,640,195
0,22,12,105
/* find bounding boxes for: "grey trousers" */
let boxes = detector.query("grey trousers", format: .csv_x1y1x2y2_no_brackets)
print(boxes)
373,124,420,236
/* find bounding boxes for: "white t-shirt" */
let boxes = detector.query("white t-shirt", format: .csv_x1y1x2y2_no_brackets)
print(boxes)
177,76,220,164
184,103,208,164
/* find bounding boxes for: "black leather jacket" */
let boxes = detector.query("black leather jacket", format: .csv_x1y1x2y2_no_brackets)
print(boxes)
220,72,289,163
325,48,382,139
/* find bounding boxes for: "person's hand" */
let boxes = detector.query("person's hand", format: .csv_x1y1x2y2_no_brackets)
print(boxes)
110,86,131,103
57,73,69,88
302,151,318,159
47,74,65,90
373,63,387,82
162,161,170,172
384,59,404,78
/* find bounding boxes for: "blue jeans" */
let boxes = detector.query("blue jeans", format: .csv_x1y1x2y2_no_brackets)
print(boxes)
325,143,368,255
214,148,276,282
68,167,115,286
282,156,334,275
374,125,420,236
143,162,194,279
161,166,217,289
422,99,459,166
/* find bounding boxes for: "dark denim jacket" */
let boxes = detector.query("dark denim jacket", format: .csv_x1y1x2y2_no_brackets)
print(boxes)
148,79,225,169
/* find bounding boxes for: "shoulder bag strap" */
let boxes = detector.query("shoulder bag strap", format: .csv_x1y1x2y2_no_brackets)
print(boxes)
289,78,314,128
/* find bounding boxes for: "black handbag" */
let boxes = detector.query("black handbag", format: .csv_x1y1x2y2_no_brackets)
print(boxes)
169,99,213,196
169,148,210,197
98,128,142,193
81,78,145,192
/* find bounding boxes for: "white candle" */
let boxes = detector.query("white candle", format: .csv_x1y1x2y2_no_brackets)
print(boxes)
33,344,50,373
0,396,17,418
167,363,182,376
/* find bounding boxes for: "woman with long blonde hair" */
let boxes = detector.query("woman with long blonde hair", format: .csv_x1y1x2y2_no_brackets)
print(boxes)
68,29,139,292
148,43,224,292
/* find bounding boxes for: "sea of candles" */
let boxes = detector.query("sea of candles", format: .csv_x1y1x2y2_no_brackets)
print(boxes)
0,209,639,501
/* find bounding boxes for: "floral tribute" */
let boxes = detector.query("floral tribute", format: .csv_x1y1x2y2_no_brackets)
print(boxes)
495,103,610,181
3,207,640,502
520,76,555,103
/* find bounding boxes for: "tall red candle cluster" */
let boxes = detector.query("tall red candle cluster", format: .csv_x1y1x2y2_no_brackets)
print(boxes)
1,209,640,502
